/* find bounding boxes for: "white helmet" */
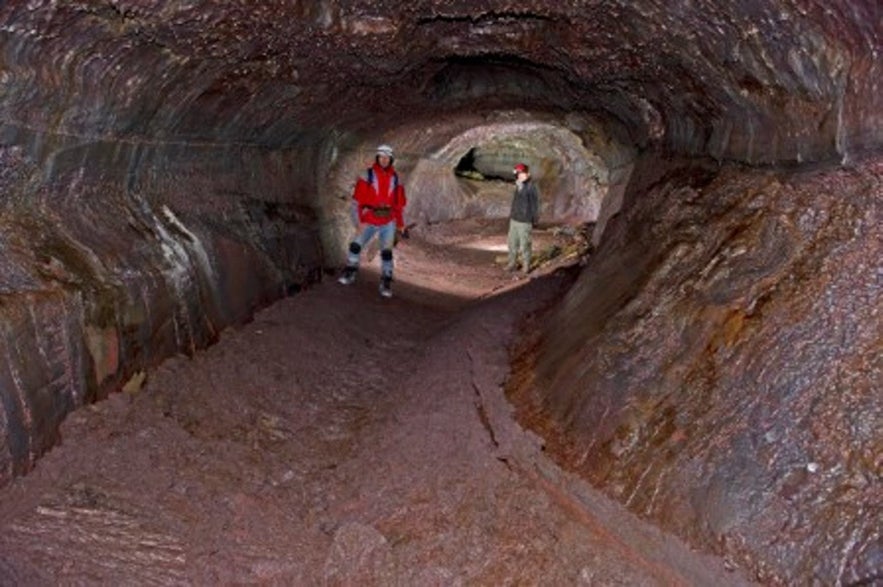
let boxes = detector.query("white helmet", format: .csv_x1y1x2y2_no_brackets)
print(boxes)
376,144,394,158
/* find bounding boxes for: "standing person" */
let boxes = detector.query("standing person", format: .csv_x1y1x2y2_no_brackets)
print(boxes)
506,162,540,275
338,144,408,298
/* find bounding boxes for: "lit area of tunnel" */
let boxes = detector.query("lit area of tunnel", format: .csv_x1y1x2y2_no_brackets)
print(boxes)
321,113,630,278
408,121,608,226
316,114,619,300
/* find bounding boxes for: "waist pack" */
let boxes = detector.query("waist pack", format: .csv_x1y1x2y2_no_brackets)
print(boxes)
367,206,392,218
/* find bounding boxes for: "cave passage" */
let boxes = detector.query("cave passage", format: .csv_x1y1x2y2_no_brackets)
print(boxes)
0,218,747,584
0,2,879,584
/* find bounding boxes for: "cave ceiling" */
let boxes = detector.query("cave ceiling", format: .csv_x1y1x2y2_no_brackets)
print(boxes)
0,1,879,160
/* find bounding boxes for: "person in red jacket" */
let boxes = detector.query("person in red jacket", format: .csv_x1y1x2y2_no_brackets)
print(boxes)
338,144,408,298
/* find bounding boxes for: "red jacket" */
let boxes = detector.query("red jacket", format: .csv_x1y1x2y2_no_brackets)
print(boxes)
353,163,407,228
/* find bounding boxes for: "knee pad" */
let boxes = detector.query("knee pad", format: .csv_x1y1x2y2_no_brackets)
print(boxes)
381,249,393,262
349,242,362,255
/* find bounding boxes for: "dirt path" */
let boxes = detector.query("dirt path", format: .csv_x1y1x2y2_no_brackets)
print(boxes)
0,220,752,585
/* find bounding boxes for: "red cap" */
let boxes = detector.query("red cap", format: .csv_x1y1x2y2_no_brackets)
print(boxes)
513,163,529,174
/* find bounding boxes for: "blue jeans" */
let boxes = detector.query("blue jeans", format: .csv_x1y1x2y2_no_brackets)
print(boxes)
347,221,397,277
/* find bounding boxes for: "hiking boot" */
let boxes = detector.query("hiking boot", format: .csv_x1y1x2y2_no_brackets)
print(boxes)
379,275,393,298
338,266,357,285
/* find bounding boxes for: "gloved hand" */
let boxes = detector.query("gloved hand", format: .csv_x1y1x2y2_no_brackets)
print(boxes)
394,227,409,246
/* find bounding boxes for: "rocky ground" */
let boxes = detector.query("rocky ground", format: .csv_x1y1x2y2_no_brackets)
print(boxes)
0,218,752,585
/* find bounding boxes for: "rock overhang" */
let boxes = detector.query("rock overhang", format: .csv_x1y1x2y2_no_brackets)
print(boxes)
0,1,878,164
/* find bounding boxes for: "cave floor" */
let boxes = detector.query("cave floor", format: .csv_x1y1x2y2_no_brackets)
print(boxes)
0,218,752,585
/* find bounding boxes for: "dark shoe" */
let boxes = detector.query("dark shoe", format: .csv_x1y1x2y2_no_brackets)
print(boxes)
379,275,393,298
338,266,357,285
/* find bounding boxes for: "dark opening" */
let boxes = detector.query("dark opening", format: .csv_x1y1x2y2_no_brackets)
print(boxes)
454,147,513,182
454,147,481,178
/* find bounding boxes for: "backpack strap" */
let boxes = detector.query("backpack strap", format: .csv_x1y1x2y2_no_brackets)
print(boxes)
366,167,399,199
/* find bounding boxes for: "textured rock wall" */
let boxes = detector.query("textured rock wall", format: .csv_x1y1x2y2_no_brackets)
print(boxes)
0,135,321,482
518,153,882,584
3,2,878,161
0,1,880,581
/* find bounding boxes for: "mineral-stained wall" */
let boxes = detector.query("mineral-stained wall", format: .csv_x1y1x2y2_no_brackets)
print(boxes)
518,153,881,584
0,1,880,583
0,138,323,478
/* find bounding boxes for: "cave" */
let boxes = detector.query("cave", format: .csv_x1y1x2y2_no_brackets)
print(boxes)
0,2,879,584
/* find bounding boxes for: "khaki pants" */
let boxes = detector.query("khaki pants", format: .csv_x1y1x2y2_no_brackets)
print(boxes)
507,219,532,271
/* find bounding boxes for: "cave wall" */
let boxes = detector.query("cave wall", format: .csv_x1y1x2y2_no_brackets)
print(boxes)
0,134,321,480
524,152,882,584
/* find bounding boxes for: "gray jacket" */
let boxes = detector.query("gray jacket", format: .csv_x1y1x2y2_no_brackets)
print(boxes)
510,181,539,225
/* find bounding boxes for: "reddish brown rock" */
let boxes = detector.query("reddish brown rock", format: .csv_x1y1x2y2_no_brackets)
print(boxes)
0,1,879,583
0,141,322,481
515,153,882,584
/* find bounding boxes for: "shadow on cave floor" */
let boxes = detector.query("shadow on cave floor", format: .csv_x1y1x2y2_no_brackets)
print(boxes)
0,218,751,585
